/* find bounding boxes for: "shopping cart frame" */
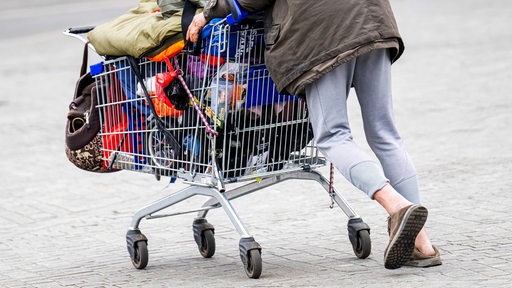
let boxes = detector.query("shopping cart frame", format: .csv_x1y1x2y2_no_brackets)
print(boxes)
64,16,371,279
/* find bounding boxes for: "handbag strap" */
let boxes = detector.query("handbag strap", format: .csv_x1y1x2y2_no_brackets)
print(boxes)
80,42,89,77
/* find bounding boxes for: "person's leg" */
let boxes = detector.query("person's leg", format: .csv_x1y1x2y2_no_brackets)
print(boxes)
305,55,433,268
352,49,420,204
305,57,415,208
353,48,435,256
305,59,389,198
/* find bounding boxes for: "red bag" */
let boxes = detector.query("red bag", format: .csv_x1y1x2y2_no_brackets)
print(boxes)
154,57,188,117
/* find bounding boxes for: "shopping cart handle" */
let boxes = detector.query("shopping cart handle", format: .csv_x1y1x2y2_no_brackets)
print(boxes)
65,26,95,35
63,26,97,46
226,0,249,25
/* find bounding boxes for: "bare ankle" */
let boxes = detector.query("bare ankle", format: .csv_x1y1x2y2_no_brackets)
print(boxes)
415,229,435,255
416,244,435,256
374,184,412,215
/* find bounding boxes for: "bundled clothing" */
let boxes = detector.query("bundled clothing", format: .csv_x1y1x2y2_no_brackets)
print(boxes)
88,0,207,58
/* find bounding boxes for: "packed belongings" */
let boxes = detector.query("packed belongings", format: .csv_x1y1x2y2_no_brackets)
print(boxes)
82,1,313,178
87,0,205,58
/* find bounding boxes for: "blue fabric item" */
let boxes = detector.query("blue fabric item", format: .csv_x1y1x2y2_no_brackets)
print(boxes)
115,59,151,116
245,68,296,108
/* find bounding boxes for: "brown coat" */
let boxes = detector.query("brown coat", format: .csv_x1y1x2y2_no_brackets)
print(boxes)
204,0,404,95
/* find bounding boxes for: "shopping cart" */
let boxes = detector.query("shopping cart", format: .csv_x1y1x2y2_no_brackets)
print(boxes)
64,13,371,279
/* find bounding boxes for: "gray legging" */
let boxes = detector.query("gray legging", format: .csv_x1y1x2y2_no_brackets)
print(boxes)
305,48,420,204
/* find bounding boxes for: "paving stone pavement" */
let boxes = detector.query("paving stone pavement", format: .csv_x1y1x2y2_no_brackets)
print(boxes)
1,0,511,287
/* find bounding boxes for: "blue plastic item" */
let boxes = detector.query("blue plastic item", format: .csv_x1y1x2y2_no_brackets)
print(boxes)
90,62,104,76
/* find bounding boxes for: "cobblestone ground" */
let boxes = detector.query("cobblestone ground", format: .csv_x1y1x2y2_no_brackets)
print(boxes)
1,0,511,287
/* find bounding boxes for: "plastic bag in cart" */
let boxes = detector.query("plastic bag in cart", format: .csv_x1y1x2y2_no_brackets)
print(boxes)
206,77,245,128
135,76,182,118
205,63,248,128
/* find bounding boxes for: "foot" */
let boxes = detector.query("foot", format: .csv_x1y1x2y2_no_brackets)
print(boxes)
384,204,428,269
404,245,443,267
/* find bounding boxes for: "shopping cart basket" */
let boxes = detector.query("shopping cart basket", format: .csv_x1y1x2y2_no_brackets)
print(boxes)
64,15,371,279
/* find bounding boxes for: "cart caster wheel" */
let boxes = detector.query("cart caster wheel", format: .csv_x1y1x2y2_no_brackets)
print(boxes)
347,218,371,259
245,249,262,279
132,241,148,269
193,218,215,258
199,229,216,258
126,229,149,269
239,237,262,279
353,229,371,259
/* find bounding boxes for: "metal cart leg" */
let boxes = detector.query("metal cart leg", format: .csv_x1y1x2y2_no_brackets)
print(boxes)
128,185,251,236
125,184,263,273
196,168,371,259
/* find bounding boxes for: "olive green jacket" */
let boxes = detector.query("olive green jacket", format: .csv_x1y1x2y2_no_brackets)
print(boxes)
88,0,206,58
203,0,404,95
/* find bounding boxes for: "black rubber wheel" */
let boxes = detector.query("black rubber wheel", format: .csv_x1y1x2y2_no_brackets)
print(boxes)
132,241,149,269
245,249,262,279
199,229,216,258
354,230,371,259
